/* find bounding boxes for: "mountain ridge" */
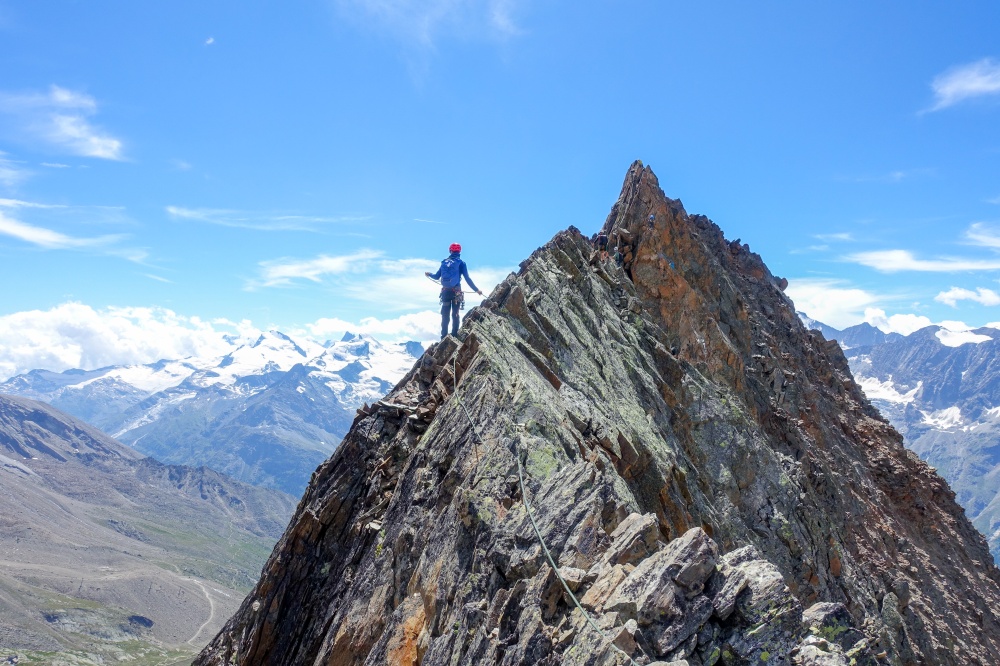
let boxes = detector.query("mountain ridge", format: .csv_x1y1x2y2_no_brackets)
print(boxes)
802,317,1000,562
197,162,1000,666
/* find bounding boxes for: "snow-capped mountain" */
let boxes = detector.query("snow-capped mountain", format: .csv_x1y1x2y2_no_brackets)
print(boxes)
0,331,422,494
800,315,1000,560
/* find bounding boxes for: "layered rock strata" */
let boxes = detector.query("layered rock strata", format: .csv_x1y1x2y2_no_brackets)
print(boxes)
196,163,1000,665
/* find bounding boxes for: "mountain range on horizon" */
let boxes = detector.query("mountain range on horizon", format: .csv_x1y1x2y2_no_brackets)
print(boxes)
0,330,424,495
6,302,1000,570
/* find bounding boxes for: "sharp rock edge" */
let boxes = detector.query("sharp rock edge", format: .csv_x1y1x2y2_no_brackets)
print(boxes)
195,162,1000,666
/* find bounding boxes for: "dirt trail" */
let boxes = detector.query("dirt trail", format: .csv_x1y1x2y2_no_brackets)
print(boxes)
186,577,217,646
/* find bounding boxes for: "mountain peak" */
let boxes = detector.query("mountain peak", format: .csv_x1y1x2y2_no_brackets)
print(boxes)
198,165,1000,665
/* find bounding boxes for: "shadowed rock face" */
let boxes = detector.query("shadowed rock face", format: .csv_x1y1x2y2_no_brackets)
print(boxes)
196,163,1000,666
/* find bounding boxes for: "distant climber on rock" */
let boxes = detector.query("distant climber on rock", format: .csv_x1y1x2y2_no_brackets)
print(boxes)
425,242,483,340
594,231,610,261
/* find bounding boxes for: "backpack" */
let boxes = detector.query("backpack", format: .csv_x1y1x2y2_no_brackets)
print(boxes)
439,257,462,288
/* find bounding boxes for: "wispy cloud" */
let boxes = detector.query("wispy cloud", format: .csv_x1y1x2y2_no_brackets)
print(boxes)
166,205,370,231
0,85,124,160
336,0,522,47
0,198,66,210
966,222,1000,249
0,199,146,262
0,210,123,250
144,273,173,283
927,58,1000,111
790,244,830,255
839,169,932,184
248,250,512,314
0,152,30,187
41,162,70,168
248,249,385,289
845,249,1000,273
205,37,215,45
935,286,1000,307
814,232,854,242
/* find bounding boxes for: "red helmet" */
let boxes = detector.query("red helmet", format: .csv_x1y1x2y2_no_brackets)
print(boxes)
449,243,462,253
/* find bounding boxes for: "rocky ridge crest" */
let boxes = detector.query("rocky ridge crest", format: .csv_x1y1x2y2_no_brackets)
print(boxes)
196,163,1000,665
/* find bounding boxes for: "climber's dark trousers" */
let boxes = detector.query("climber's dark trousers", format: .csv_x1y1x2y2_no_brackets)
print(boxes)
440,290,461,339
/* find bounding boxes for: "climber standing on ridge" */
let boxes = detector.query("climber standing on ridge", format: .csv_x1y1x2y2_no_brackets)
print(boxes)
425,242,483,340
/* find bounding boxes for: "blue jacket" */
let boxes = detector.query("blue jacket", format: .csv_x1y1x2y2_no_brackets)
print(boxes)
430,252,479,291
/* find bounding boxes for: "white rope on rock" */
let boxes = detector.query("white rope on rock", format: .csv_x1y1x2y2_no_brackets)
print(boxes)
451,353,640,666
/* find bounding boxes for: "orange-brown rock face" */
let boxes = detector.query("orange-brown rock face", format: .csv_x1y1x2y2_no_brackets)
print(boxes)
196,163,1000,666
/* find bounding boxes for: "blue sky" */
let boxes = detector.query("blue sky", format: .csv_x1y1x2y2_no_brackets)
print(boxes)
2,0,1000,377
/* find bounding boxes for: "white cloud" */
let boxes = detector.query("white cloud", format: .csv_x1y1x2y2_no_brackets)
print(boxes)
0,198,65,209
966,222,1000,249
248,250,512,318
41,162,70,168
308,310,442,345
863,308,933,335
0,203,146,262
336,0,522,46
0,152,30,187
785,278,882,329
814,232,854,242
846,249,1000,272
928,58,1000,111
341,259,510,312
248,249,384,288
47,113,123,160
166,205,369,231
205,37,215,45
0,303,241,380
0,85,124,160
935,287,1000,307
936,329,992,347
0,210,123,249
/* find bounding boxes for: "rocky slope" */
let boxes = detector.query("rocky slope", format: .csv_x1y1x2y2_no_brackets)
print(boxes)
0,394,297,664
197,162,1000,666
816,322,1000,561
0,332,421,494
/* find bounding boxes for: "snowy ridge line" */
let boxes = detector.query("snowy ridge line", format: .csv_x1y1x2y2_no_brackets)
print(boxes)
3,330,422,402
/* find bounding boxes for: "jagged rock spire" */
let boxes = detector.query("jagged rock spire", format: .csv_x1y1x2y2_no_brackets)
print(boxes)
196,165,1000,666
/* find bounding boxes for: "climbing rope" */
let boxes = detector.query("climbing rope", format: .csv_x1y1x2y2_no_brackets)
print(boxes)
426,274,474,293
454,355,481,475
450,353,641,666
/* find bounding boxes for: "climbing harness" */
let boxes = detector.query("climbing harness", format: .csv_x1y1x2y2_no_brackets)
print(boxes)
450,356,641,666
428,275,470,310
443,286,466,311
